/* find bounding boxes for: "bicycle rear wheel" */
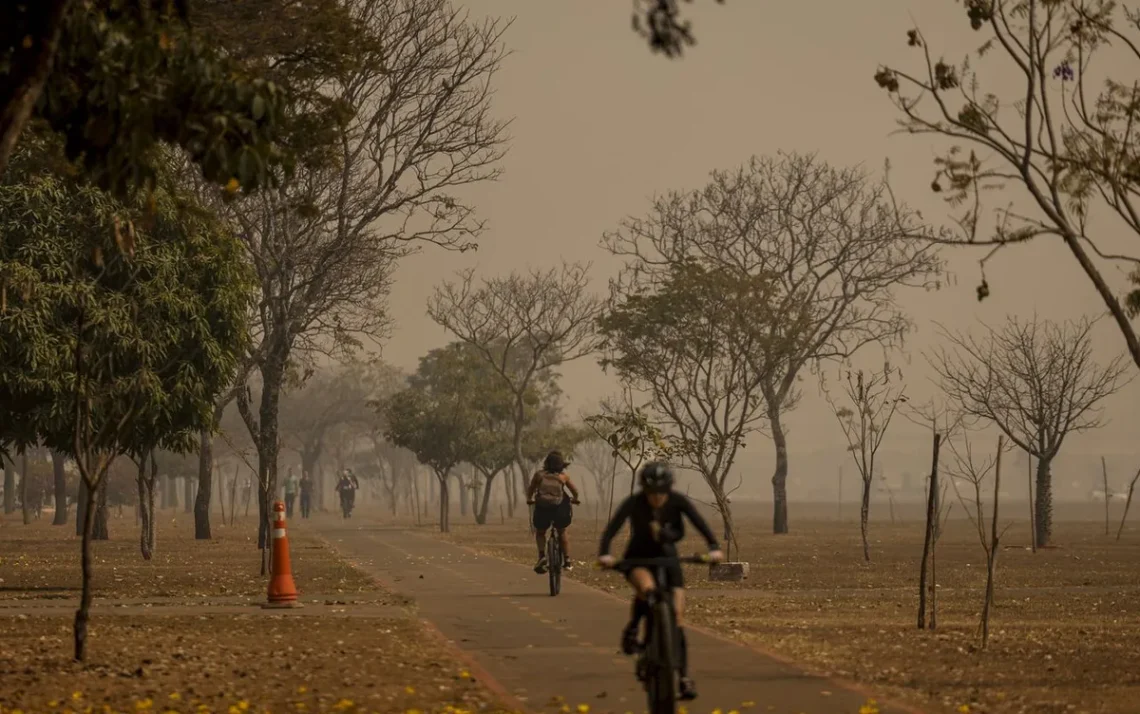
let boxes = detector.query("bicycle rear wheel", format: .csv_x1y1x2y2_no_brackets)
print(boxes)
547,536,561,596
643,599,677,714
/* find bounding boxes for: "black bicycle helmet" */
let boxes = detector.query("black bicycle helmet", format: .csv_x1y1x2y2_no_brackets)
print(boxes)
638,461,674,493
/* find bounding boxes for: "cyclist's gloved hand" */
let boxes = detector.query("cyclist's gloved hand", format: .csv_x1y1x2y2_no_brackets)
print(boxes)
707,549,725,563
597,554,617,568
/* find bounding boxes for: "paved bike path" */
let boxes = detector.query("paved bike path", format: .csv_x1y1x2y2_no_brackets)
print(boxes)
320,525,918,714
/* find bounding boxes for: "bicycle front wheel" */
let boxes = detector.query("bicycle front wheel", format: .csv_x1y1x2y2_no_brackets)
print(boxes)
645,601,677,714
547,537,561,596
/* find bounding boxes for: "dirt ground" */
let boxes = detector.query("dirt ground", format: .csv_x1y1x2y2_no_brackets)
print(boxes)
428,501,1140,714
0,511,374,601
0,511,516,714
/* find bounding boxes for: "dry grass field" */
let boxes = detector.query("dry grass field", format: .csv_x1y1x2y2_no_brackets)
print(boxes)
0,512,514,714
426,499,1140,714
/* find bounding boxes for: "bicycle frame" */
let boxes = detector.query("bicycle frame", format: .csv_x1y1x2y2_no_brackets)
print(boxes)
601,554,708,714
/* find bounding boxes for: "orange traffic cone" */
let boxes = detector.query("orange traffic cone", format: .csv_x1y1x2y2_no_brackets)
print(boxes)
265,500,300,608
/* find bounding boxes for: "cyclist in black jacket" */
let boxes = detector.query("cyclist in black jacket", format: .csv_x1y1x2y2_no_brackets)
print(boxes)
597,462,723,701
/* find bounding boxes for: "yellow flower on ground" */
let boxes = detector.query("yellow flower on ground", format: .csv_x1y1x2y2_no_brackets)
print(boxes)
333,699,354,710
136,699,154,711
297,686,308,694
957,707,970,714
404,686,415,695
576,706,589,714
859,700,880,714
459,670,471,679
169,694,182,702
73,692,84,701
225,178,240,194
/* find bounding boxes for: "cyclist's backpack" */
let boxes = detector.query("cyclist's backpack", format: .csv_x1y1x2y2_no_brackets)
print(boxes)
534,471,565,506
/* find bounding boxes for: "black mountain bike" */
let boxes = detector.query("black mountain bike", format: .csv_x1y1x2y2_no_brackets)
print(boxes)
602,554,710,714
545,528,563,596
529,498,579,597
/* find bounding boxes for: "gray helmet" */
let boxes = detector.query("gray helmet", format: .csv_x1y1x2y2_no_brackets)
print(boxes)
638,461,674,493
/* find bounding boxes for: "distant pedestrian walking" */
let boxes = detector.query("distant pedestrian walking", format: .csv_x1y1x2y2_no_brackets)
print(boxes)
284,468,298,517
299,472,314,518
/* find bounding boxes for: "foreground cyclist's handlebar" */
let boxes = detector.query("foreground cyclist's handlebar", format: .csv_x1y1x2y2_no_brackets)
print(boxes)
595,554,714,569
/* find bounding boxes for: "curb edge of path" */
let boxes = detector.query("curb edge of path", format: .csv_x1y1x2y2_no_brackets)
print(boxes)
409,529,931,714
315,533,530,714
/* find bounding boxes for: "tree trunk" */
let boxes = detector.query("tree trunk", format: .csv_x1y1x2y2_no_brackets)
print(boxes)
1035,455,1053,548
255,352,287,572
0,0,74,179
137,455,155,560
456,472,469,516
51,451,68,525
437,472,451,533
76,478,89,536
3,455,14,514
160,472,172,510
769,405,790,534
73,476,98,662
860,477,872,562
194,429,213,539
316,460,326,510
92,477,109,541
476,470,497,525
20,449,31,525
709,488,737,560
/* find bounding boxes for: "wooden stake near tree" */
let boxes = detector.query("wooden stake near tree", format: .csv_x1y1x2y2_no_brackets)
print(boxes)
1117,466,1140,542
917,433,941,629
1102,456,1111,537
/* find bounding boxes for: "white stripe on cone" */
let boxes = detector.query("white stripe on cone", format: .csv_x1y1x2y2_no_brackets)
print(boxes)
272,528,286,539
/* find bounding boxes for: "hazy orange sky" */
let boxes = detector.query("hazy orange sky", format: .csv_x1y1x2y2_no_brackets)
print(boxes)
378,0,1139,494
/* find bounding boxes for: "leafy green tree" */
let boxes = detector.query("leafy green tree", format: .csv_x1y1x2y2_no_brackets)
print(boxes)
429,263,603,511
875,0,1140,370
382,354,483,533
597,260,790,558
605,153,939,534
0,141,251,661
1,1,290,194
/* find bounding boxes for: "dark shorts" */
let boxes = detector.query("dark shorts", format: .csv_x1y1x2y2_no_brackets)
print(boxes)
533,499,572,531
620,551,684,589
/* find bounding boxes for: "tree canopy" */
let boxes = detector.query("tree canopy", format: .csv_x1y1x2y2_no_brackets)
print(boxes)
0,136,253,464
1,1,291,195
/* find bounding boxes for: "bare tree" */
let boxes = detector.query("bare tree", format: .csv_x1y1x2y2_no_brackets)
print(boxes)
428,262,603,503
603,152,939,534
196,0,509,562
929,315,1128,547
946,433,1012,650
875,0,1140,371
825,365,907,562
